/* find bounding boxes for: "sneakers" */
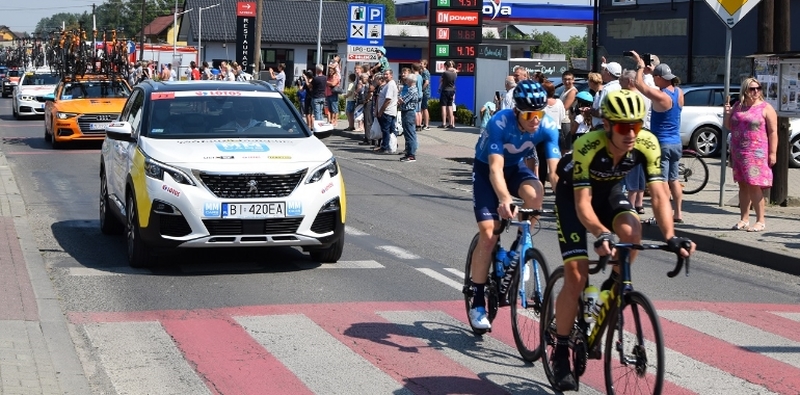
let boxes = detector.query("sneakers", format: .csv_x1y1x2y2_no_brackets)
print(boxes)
400,155,416,162
552,353,578,391
468,307,491,330
422,126,431,131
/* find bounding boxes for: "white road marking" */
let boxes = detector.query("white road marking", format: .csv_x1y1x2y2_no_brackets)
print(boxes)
294,260,384,269
660,310,800,369
236,314,414,395
345,226,367,235
774,312,800,323
417,268,462,291
376,245,420,259
83,321,211,395
443,267,465,278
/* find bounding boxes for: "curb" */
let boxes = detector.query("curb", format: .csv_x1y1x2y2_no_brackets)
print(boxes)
0,153,92,394
642,224,800,276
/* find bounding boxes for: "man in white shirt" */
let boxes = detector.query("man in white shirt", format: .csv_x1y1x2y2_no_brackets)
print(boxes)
375,70,399,154
268,63,286,91
168,64,177,81
502,76,516,110
591,61,622,127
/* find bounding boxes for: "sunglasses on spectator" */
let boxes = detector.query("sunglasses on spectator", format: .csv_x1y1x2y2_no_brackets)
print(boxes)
611,121,644,135
748,86,762,92
518,110,544,121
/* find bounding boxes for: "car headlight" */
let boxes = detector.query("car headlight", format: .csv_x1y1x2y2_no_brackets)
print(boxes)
142,154,195,185
306,157,339,184
17,95,35,101
57,112,78,120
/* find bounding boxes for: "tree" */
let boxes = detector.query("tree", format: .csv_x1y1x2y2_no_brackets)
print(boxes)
529,30,563,55
564,35,588,59
34,0,173,40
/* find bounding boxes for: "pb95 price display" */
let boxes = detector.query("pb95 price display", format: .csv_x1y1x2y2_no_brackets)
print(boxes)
434,27,481,43
432,44,477,58
432,0,481,10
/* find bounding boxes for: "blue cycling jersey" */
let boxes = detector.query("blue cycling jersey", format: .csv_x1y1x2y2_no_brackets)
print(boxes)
474,109,562,166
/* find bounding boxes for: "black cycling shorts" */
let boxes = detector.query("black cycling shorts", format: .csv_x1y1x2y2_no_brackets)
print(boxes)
554,180,636,263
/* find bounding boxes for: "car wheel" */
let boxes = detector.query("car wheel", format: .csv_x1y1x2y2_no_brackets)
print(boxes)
126,193,154,268
690,126,720,157
44,122,52,142
309,233,345,263
790,134,800,169
99,170,124,235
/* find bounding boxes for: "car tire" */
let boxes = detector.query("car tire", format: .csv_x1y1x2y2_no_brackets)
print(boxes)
12,105,19,120
309,233,345,263
44,123,52,142
790,134,800,169
690,126,720,157
126,193,154,268
99,170,124,235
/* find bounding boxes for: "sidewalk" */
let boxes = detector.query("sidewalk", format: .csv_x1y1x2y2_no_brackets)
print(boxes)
333,120,800,276
0,153,90,394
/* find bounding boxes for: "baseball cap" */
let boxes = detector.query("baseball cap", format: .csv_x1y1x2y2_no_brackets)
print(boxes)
602,62,622,77
653,63,676,80
378,46,386,54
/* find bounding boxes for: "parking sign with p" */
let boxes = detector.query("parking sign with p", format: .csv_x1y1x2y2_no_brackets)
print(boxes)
348,3,385,47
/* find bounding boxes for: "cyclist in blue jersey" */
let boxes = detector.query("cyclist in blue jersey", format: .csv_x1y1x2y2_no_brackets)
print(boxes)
468,80,562,330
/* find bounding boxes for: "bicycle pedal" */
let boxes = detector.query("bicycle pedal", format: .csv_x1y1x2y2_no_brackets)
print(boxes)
589,349,602,359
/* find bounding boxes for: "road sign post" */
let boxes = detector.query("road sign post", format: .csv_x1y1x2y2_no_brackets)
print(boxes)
703,0,762,207
347,3,385,63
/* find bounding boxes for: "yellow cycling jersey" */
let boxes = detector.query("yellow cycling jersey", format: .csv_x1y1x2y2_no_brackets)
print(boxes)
560,129,665,190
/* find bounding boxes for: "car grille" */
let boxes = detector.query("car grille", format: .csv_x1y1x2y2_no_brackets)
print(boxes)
310,211,337,234
202,218,304,235
199,170,307,199
160,215,192,237
77,113,117,135
35,96,47,103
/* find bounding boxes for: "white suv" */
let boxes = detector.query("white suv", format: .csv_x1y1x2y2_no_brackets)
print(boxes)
679,84,739,157
99,80,346,267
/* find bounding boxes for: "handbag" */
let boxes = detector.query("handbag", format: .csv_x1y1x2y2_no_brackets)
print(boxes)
331,86,344,95
369,120,382,140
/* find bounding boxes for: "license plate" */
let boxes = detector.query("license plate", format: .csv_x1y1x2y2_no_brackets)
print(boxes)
40,104,45,109
89,123,110,130
222,202,285,219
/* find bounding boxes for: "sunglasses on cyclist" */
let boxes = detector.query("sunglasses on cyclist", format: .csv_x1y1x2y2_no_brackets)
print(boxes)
517,110,544,121
611,121,644,135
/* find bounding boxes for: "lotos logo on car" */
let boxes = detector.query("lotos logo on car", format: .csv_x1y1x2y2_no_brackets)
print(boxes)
483,0,511,20
194,91,243,96
321,182,334,194
162,184,181,197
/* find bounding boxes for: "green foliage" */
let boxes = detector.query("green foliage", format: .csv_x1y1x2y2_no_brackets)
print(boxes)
284,87,301,111
35,0,173,39
427,100,441,122
564,35,588,59
530,30,564,55
424,100,474,125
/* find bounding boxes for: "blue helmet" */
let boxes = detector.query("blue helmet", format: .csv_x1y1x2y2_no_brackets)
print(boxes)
513,80,547,111
576,90,594,104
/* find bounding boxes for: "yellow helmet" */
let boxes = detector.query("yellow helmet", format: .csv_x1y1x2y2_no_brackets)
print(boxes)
601,89,646,122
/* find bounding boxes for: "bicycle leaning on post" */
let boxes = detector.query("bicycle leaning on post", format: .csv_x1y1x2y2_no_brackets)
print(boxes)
540,238,691,394
463,205,553,361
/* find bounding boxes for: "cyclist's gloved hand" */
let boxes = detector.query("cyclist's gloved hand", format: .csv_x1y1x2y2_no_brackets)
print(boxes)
667,236,694,257
593,232,615,256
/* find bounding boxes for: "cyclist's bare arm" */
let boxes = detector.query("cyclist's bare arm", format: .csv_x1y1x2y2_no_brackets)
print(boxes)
488,154,514,219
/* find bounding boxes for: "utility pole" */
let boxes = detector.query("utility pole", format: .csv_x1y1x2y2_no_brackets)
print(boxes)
771,0,790,206
757,0,773,53
253,0,263,77
139,0,146,62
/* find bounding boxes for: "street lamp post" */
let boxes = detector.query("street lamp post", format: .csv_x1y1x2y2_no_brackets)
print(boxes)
173,0,194,67
198,3,221,63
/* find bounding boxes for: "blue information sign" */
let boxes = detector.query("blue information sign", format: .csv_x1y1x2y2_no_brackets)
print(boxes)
348,3,385,46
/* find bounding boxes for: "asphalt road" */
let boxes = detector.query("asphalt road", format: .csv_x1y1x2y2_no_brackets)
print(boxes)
1,97,799,394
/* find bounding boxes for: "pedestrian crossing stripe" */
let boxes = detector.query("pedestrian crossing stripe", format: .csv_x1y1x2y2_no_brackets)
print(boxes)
69,301,800,395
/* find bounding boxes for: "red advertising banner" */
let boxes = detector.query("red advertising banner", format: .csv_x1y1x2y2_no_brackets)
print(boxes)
237,2,256,17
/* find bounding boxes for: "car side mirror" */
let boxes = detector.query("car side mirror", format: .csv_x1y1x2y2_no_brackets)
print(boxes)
105,121,136,142
43,93,55,101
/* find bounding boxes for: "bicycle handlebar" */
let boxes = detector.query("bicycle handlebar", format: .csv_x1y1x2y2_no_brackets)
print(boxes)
590,242,690,278
493,204,555,235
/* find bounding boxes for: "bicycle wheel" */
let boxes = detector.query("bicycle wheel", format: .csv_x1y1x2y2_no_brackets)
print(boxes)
604,291,665,395
679,151,708,195
463,233,497,335
509,247,549,362
540,266,565,387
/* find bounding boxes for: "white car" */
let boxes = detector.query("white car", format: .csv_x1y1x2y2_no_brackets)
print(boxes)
12,69,59,119
729,118,800,168
99,80,346,267
679,84,739,157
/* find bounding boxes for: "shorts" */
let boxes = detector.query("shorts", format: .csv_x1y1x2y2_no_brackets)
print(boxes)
302,97,313,115
440,90,455,107
472,159,539,222
660,143,682,181
326,95,339,114
346,100,355,113
421,92,431,109
554,180,636,263
624,164,646,191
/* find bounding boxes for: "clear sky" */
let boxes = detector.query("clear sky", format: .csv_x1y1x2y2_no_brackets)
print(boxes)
2,0,591,39
0,1,97,33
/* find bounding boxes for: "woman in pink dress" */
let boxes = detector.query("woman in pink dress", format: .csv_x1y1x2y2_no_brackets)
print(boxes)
723,77,778,232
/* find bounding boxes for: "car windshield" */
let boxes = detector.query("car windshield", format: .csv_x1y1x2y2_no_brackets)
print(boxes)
7,70,20,78
145,91,307,139
61,80,131,99
22,73,59,86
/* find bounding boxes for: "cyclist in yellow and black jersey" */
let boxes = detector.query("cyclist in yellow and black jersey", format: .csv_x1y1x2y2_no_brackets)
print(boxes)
548,89,696,392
